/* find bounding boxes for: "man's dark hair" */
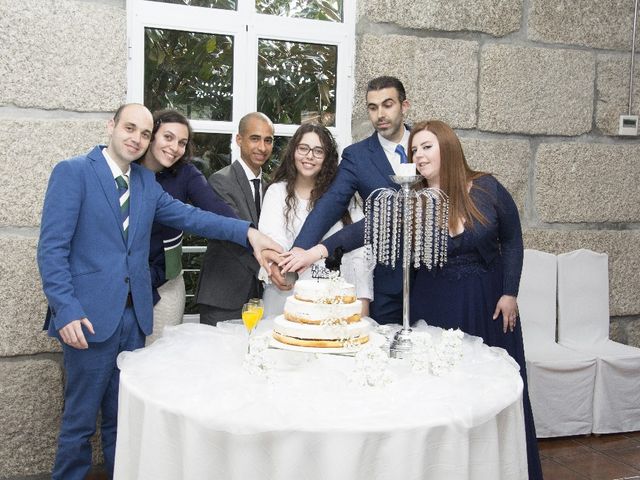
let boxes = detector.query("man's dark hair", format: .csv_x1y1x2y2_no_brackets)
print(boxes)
366,76,406,102
112,104,128,125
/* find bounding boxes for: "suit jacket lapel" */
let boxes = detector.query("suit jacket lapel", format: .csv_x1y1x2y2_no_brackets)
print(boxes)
89,147,126,241
232,161,259,224
367,132,396,188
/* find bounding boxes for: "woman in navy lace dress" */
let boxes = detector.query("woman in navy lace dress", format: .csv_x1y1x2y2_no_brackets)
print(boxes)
409,120,543,480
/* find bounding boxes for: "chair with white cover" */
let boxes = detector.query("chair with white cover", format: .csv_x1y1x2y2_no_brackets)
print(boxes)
557,249,640,434
519,249,597,437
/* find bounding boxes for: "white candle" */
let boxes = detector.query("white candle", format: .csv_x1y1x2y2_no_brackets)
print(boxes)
396,163,416,177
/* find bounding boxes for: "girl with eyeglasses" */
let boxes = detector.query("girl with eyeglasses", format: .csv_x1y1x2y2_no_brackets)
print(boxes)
258,123,373,318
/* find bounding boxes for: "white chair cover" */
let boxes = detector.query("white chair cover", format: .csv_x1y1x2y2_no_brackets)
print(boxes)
557,249,640,434
519,249,596,437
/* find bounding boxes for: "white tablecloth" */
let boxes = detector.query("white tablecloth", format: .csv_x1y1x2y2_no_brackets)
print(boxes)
114,322,527,480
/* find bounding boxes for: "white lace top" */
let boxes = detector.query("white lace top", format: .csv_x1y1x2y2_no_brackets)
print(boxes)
258,181,374,317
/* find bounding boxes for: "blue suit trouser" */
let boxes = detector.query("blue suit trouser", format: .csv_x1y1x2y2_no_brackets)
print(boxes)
52,306,144,480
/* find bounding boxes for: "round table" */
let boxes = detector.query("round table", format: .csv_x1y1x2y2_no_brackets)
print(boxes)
114,321,527,480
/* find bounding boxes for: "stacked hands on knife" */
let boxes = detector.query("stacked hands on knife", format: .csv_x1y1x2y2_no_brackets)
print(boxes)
260,245,328,291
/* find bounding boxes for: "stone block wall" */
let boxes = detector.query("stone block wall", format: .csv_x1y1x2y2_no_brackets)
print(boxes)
1,0,639,477
359,0,640,349
0,0,125,478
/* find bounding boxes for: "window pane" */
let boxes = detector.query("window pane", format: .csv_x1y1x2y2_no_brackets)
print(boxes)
191,132,232,178
255,0,342,22
145,28,233,121
183,250,204,314
148,0,237,10
262,135,289,179
258,39,337,126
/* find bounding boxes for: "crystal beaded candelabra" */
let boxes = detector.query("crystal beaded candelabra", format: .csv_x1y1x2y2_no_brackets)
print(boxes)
364,174,449,359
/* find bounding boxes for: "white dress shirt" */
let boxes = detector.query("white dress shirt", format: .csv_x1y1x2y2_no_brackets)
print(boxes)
235,158,262,200
378,127,411,175
102,147,131,185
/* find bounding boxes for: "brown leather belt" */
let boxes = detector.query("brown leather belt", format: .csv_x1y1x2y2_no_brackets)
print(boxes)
125,292,133,308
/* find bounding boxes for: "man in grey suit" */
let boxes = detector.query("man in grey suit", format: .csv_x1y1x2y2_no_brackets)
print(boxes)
196,112,274,324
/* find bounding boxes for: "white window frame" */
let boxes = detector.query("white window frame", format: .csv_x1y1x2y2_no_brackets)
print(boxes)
126,0,356,153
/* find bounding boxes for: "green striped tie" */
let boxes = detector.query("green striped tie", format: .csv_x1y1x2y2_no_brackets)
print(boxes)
115,175,130,240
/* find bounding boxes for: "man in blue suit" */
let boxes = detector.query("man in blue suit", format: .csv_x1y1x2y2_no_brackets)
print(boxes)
37,103,281,480
283,76,411,324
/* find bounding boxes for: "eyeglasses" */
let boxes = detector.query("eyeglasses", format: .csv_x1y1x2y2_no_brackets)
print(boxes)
296,143,325,159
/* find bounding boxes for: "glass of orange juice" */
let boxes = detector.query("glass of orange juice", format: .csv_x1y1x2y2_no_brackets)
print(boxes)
248,298,264,323
242,298,264,353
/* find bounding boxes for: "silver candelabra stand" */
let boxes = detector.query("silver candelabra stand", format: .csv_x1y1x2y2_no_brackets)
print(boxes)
364,174,449,359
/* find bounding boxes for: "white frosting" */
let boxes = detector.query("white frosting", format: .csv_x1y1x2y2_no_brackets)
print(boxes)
275,277,370,347
273,315,370,340
294,278,356,303
284,296,361,323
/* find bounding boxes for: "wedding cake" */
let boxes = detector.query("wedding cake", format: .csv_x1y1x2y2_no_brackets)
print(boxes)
272,278,371,348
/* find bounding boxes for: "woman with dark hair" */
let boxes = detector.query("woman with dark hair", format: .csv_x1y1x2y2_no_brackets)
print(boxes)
139,109,237,344
409,120,543,480
258,123,373,317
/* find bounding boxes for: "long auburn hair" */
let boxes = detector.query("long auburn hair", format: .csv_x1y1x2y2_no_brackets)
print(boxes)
149,109,194,173
408,120,487,230
269,123,352,231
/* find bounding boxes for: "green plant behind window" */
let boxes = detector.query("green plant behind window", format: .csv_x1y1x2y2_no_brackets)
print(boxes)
145,28,234,120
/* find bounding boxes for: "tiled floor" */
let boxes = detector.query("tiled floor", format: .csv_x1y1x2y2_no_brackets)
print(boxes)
539,431,640,480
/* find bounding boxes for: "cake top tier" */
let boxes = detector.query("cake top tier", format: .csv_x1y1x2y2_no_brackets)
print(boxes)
294,278,356,304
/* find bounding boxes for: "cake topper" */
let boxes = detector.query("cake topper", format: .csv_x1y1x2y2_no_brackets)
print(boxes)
310,264,339,279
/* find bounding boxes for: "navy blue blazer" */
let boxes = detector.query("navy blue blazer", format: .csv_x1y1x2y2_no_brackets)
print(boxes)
38,146,250,342
293,131,403,295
